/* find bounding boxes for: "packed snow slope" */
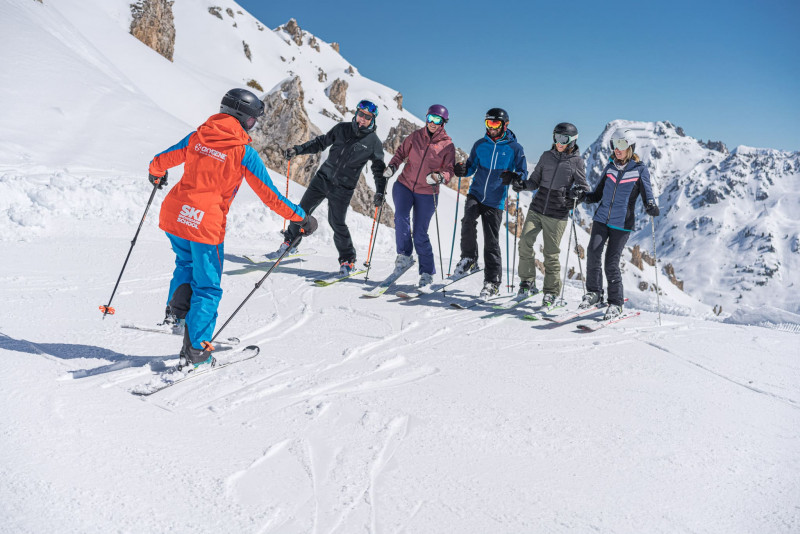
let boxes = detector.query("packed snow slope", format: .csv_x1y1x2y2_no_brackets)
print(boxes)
1,1,799,533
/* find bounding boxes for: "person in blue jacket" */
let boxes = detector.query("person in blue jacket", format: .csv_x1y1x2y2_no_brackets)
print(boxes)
578,128,660,319
452,108,527,299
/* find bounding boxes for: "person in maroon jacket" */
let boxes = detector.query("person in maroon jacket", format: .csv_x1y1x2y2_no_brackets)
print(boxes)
381,105,455,288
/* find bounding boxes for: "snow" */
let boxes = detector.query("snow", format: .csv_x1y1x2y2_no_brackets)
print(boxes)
1,0,799,532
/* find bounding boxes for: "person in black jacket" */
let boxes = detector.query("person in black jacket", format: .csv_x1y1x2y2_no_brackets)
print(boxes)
269,100,386,274
511,123,588,307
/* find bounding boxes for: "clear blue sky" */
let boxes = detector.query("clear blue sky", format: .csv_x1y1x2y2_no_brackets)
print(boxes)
237,0,800,154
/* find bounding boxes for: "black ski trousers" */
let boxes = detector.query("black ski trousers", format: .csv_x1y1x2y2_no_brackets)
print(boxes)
285,173,357,264
460,194,504,283
585,222,630,306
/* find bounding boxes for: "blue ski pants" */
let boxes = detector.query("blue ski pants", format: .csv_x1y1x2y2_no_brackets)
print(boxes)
166,233,224,350
392,181,438,275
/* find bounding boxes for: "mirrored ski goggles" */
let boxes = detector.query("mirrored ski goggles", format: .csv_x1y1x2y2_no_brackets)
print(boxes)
356,100,378,114
485,119,504,129
611,137,631,151
554,133,578,145
356,109,374,121
426,114,444,125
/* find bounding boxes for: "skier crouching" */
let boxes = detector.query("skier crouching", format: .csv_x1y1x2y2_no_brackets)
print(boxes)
148,88,316,370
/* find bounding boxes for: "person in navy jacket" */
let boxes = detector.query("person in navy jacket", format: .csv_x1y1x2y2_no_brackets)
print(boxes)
452,108,527,299
578,128,660,320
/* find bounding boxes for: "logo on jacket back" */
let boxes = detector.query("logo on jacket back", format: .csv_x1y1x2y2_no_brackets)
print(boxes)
177,204,205,229
194,143,227,162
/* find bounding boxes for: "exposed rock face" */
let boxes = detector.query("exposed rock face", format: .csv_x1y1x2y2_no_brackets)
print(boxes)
631,244,644,269
317,68,327,83
325,79,348,116
383,118,417,155
242,40,251,61
208,6,222,19
330,42,340,53
249,77,322,188
130,0,175,62
225,7,234,17
394,92,403,110
308,36,320,52
664,263,684,290
280,18,304,46
351,174,394,227
248,76,393,227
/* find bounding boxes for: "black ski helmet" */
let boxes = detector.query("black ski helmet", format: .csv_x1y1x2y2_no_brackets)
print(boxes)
553,122,579,147
485,108,509,123
220,88,265,131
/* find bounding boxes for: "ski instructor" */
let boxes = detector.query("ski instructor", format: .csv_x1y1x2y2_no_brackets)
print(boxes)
269,99,387,276
148,88,316,370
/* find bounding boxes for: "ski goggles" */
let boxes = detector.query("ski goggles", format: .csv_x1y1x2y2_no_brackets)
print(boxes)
356,109,374,121
426,114,444,125
356,100,378,115
611,137,631,151
554,133,578,145
485,119,504,129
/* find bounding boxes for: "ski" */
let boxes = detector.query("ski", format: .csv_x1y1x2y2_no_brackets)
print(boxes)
543,303,605,324
121,324,240,347
130,345,260,396
543,297,628,324
244,249,316,264
362,262,416,298
396,268,483,299
577,311,641,332
313,269,367,287
492,289,541,311
450,293,513,309
520,301,569,321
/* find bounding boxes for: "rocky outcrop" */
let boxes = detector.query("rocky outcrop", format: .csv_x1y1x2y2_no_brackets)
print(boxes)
130,0,175,62
279,18,304,46
394,93,403,110
664,263,684,290
331,42,340,53
208,6,222,20
383,119,417,155
249,77,322,188
351,174,394,227
242,40,251,61
631,244,644,269
308,36,320,52
326,79,348,115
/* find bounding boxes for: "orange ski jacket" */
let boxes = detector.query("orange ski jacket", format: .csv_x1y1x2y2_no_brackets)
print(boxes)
149,113,305,245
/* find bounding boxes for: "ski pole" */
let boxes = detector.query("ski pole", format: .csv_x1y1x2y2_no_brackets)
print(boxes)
559,198,576,305
364,205,379,268
433,184,445,281
209,233,303,344
447,176,462,275
505,191,511,292
99,180,162,318
282,160,291,231
510,191,519,293
651,216,662,326
571,204,585,293
364,200,385,282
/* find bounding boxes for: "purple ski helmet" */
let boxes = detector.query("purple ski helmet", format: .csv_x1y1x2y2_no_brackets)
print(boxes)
426,104,449,123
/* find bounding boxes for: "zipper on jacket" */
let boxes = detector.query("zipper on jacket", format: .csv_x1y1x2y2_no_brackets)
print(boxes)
542,156,565,216
606,162,628,224
482,142,499,203
412,140,432,194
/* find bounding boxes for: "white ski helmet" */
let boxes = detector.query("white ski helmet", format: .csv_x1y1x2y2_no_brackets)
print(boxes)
609,128,636,152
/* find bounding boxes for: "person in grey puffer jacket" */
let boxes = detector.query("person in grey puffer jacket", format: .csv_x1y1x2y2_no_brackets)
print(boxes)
511,122,588,307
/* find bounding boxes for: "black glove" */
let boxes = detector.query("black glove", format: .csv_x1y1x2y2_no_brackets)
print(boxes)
299,215,318,235
284,146,298,159
645,201,660,217
373,192,385,207
149,171,168,189
500,170,519,186
568,185,586,202
511,177,527,192
453,162,468,178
